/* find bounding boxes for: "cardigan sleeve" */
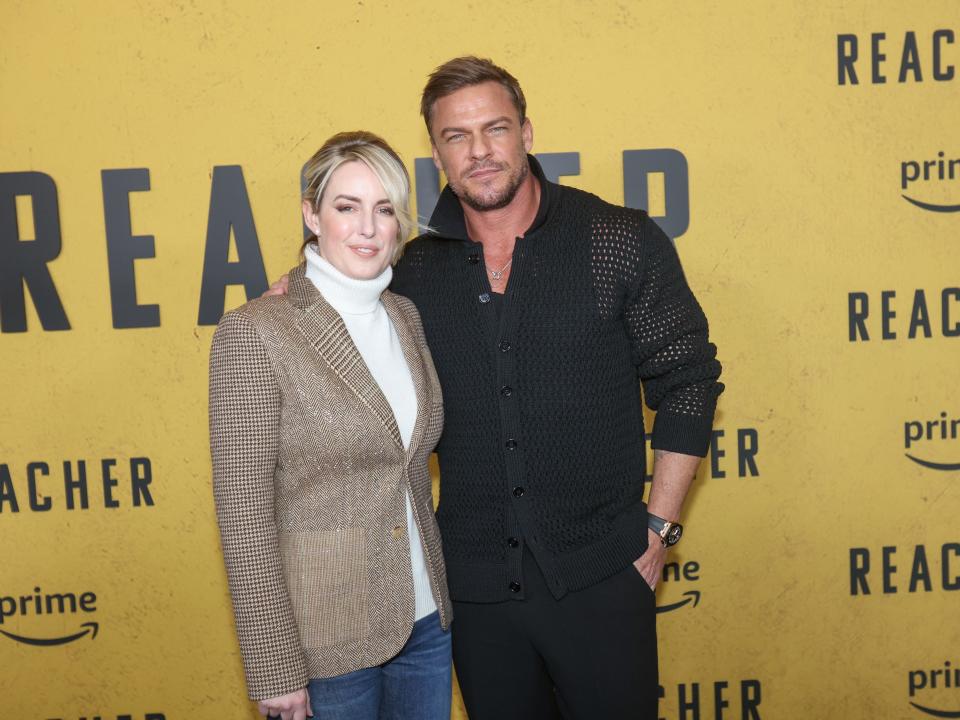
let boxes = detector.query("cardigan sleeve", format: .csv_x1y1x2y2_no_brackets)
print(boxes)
623,214,723,457
208,309,308,700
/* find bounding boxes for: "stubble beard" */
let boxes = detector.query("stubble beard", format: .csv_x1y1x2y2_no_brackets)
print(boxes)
452,158,530,212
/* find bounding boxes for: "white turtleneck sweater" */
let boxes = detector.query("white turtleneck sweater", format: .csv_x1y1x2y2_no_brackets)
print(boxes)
304,244,436,621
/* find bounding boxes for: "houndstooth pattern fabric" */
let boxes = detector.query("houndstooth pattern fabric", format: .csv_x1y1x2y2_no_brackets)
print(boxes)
209,263,449,701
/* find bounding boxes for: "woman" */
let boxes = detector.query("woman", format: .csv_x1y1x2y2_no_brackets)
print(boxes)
209,131,451,720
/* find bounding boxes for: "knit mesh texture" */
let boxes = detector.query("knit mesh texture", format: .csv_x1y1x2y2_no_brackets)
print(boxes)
391,185,722,598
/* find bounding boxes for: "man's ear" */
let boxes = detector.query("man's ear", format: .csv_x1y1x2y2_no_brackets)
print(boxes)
522,118,534,154
302,199,321,236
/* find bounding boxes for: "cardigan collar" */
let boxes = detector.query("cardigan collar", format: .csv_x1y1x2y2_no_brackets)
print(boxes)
427,154,557,242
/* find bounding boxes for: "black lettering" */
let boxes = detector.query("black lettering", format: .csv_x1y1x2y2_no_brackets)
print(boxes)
102,168,160,329
837,34,859,85
623,149,690,239
742,680,762,720
943,288,960,337
45,592,78,614
738,429,759,477
684,561,700,581
0,172,70,332
535,152,581,184
882,545,897,593
131,457,154,507
908,289,932,338
197,165,268,325
881,290,896,340
850,547,870,595
714,680,729,720
944,543,960,590
848,292,869,341
146,714,167,720
679,682,700,720
27,461,51,512
663,561,682,582
102,459,120,509
933,29,956,81
711,429,726,478
871,32,887,83
909,545,932,592
0,464,19,512
78,591,97,612
64,460,89,510
899,32,923,82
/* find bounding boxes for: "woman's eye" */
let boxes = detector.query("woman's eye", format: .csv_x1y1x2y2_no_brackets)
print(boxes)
336,205,355,213
378,206,395,216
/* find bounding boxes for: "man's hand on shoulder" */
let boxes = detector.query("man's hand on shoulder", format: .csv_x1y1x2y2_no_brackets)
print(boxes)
262,274,290,297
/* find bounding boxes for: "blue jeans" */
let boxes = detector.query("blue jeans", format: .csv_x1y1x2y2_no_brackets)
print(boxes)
306,611,451,720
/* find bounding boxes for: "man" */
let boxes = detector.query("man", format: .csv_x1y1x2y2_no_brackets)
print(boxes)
273,57,722,719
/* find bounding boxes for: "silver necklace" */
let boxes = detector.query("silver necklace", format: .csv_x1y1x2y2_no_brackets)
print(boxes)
489,258,512,281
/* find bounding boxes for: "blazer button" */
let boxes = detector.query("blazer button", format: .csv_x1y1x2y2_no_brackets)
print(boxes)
505,439,517,450
500,386,513,397
507,537,520,548
512,486,525,498
392,525,404,539
509,581,522,593
468,253,480,264
498,340,512,352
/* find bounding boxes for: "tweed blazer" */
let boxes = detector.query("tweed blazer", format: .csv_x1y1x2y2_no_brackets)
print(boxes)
209,263,450,701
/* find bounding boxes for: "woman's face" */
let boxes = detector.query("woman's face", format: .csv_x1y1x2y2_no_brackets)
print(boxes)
302,160,399,280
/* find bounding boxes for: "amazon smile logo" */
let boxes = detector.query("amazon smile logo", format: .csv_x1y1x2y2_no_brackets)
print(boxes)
901,153,960,212
909,661,960,717
904,413,960,472
0,587,99,646
656,559,702,615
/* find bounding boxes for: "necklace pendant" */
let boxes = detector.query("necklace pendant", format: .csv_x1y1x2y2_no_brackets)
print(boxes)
490,270,503,280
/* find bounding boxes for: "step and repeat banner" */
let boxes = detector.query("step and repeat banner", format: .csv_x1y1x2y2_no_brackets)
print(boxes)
2,2,958,718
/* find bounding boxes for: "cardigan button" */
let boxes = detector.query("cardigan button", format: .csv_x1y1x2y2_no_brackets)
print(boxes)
509,581,522,593
512,486,524,498
507,537,520,548
479,293,491,304
500,385,513,397
505,439,517,450
468,253,480,264
498,340,512,352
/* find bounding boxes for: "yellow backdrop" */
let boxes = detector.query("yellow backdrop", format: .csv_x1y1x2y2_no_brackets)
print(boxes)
2,2,958,719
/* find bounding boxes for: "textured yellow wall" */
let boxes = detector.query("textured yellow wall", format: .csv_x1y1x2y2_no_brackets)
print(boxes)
2,2,959,718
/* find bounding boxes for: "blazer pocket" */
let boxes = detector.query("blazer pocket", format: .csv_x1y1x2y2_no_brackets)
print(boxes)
278,529,369,649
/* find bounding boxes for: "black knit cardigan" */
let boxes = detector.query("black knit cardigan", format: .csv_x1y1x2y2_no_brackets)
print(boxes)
391,157,723,603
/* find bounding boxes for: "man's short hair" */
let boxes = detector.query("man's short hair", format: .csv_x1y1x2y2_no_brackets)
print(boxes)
420,56,527,139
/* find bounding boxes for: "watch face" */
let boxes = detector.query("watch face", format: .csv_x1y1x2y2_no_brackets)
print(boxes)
665,523,683,546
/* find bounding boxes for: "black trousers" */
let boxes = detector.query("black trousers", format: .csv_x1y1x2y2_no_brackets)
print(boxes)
452,551,659,720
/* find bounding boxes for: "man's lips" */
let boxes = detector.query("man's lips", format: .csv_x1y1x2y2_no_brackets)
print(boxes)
468,165,503,179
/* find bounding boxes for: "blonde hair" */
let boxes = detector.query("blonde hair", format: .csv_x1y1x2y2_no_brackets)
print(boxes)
302,131,415,263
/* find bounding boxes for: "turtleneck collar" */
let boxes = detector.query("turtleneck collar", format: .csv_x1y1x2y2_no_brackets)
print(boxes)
303,242,392,316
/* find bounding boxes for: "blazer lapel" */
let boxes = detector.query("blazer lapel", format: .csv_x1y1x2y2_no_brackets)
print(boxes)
382,291,432,459
289,264,403,451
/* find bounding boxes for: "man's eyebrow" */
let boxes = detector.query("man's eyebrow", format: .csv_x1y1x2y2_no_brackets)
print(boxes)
439,116,514,136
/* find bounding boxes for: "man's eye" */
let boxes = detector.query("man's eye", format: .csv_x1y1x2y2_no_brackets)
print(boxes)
447,134,465,143
490,126,507,135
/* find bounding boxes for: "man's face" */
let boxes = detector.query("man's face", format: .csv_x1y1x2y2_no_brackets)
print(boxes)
429,81,533,212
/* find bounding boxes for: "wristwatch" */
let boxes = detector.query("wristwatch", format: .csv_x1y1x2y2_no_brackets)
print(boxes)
647,512,683,547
